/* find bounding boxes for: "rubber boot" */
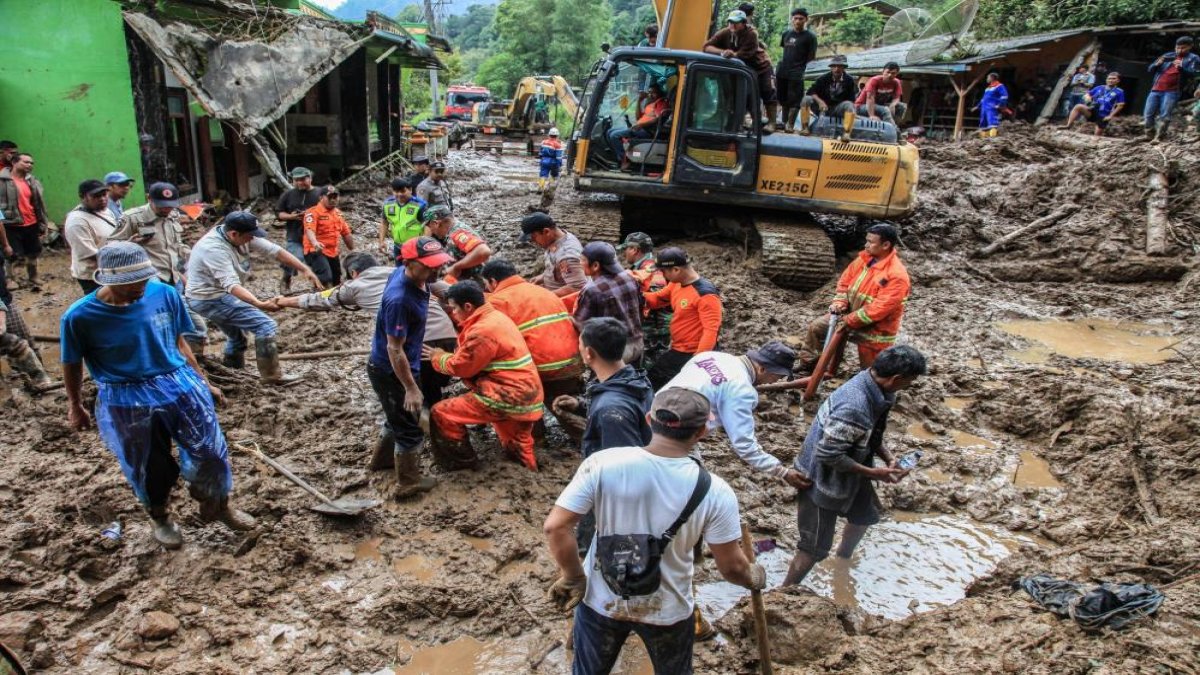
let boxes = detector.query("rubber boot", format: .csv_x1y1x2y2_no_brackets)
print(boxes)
147,503,183,550
1144,125,1156,140
12,349,54,391
26,262,39,291
783,107,794,133
537,177,547,192
764,103,779,133
222,350,245,369
430,428,479,471
198,495,256,531
1153,119,1168,143
255,337,301,386
368,429,396,471
693,607,716,641
394,446,437,499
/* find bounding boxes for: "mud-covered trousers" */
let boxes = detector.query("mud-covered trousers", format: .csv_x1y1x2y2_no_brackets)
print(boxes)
96,366,232,508
431,393,539,470
572,603,694,674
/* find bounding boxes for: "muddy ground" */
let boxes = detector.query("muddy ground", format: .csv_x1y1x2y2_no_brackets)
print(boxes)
2,121,1199,673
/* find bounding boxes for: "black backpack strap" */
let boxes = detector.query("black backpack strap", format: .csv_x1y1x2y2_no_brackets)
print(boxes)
661,457,711,543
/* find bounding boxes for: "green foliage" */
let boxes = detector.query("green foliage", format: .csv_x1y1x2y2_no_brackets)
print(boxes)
973,0,1194,39
444,4,498,51
394,4,425,22
827,6,885,46
472,0,611,95
475,52,528,94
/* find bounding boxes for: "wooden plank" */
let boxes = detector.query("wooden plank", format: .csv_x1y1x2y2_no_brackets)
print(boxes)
1036,38,1099,126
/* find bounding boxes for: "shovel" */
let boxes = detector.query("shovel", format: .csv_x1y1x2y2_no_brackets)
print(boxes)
740,523,774,675
803,313,847,402
237,442,381,517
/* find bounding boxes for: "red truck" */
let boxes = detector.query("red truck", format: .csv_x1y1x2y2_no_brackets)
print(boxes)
444,85,490,120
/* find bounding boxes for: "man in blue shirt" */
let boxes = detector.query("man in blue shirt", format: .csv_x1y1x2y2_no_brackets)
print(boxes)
972,72,1009,137
61,242,253,550
1064,72,1127,136
367,236,451,498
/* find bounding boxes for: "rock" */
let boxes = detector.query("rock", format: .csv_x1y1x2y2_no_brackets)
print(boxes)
1172,310,1188,320
136,611,181,640
0,611,44,652
733,588,846,666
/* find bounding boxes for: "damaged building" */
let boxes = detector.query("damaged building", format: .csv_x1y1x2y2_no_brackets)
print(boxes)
0,0,443,220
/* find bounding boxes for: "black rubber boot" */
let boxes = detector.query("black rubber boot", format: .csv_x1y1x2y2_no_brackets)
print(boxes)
255,337,301,386
222,350,246,369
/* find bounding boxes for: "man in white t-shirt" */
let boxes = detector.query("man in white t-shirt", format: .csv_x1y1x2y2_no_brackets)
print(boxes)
545,387,765,674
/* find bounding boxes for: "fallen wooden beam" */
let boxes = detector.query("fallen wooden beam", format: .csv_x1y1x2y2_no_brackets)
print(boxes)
974,205,1078,258
278,348,371,361
1146,171,1170,255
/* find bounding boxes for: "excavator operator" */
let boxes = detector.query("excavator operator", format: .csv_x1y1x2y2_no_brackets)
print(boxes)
606,82,669,171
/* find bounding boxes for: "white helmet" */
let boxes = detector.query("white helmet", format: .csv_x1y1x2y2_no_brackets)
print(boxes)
549,127,560,136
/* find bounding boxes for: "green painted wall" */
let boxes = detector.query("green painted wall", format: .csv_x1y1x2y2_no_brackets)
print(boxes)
0,0,145,222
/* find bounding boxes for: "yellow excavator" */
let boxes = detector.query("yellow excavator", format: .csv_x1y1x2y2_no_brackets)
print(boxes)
473,75,580,153
569,0,919,290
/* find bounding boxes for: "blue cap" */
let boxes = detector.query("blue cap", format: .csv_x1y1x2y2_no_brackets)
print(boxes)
103,171,134,185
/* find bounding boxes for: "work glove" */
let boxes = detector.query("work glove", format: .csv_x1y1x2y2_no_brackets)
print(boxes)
547,574,587,612
747,563,768,591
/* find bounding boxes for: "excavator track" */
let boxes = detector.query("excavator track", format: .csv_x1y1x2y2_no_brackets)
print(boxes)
755,219,837,292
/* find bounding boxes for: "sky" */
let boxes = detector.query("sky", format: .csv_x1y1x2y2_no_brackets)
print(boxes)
308,0,346,8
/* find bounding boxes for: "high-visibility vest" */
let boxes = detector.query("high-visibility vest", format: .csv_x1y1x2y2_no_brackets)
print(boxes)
383,197,425,245
431,304,544,420
487,275,583,380
835,249,911,346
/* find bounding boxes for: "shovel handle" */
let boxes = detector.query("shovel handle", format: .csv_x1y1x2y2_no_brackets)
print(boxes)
740,524,774,675
237,442,350,513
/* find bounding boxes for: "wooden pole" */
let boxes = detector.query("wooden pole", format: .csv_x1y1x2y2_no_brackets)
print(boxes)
974,205,1078,258
1036,38,1099,126
740,524,774,675
951,69,988,141
1147,171,1170,255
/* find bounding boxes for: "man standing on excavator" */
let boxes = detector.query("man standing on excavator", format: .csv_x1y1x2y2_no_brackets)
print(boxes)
802,224,910,371
704,9,779,131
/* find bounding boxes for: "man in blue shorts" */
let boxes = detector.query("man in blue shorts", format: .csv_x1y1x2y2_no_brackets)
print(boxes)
1064,72,1126,137
61,242,254,550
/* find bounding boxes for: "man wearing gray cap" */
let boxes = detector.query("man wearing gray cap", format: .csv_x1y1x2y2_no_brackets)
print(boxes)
186,211,322,384
61,242,253,549
111,181,208,355
63,179,116,294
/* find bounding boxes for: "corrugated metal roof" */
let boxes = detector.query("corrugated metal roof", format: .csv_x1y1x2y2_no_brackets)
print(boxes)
807,21,1200,77
371,30,445,69
809,1,903,20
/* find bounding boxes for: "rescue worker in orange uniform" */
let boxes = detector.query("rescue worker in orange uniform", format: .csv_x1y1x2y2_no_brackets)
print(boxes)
301,186,355,286
423,281,545,472
480,259,584,409
643,247,724,390
804,224,910,370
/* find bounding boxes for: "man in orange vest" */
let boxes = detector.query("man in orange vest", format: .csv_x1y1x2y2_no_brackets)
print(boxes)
423,281,545,471
481,259,584,416
804,224,910,370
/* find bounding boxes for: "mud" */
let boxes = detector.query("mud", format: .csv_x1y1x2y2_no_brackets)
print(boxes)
3,123,1200,673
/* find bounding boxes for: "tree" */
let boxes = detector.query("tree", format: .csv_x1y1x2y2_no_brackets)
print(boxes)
444,4,498,52
973,0,1191,39
475,52,528,95
482,0,611,94
394,4,425,22
827,6,885,47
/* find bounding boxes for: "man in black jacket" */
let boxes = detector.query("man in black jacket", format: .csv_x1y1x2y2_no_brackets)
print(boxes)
777,8,818,132
551,316,654,553
802,55,858,129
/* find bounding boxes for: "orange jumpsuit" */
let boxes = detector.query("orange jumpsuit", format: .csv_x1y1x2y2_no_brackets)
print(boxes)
430,303,545,470
823,249,911,367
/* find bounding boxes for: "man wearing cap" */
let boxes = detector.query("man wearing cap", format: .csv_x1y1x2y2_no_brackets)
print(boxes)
620,232,672,370
777,8,818,132
1144,36,1199,141
421,204,492,283
481,259,584,434
378,177,426,259
704,10,779,132
302,186,355,286
544,387,765,673
574,241,646,365
783,345,926,587
63,180,117,294
643,247,723,390
416,161,453,210
423,281,545,472
803,55,859,124
104,171,136,222
275,167,320,293
185,211,322,384
368,236,452,497
61,242,254,550
803,224,910,371
537,128,564,192
406,155,431,193
111,181,208,354
0,152,49,290
521,212,588,298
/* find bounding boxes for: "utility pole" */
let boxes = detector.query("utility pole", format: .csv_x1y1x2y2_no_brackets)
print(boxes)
424,0,440,118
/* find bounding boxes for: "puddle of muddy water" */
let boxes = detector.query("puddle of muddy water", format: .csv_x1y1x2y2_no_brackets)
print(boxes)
944,396,972,411
998,319,1174,365
906,423,998,452
697,512,1034,621
1013,450,1063,489
355,537,383,562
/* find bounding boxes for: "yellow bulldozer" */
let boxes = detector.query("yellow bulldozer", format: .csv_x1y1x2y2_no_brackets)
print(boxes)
473,75,580,154
569,0,919,290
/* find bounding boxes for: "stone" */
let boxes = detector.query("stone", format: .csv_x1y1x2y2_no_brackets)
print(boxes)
136,611,181,640
0,611,44,652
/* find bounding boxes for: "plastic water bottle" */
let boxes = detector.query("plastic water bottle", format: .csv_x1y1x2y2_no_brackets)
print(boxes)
101,520,123,540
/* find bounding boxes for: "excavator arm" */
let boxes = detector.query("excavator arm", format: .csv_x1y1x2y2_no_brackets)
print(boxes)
550,75,579,119
651,0,719,51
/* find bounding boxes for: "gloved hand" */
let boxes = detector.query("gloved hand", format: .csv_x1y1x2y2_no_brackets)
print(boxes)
548,574,587,612
746,563,767,591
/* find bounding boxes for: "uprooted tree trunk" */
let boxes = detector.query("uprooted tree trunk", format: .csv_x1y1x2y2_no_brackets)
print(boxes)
246,132,291,192
974,205,1078,258
1146,171,1170,256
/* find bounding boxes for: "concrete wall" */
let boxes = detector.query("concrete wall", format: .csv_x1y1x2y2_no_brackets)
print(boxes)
0,0,144,222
